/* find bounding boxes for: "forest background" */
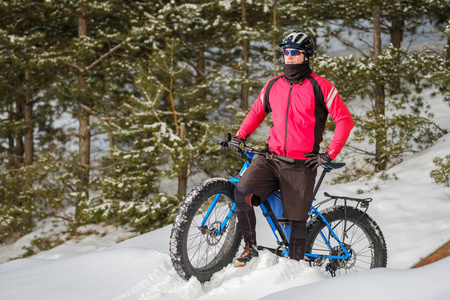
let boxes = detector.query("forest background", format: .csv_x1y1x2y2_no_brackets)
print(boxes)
0,0,449,258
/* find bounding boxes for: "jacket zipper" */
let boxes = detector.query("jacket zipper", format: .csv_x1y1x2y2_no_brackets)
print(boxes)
284,83,293,156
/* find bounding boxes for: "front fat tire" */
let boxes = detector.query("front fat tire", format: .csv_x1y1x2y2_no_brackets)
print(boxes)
170,178,242,283
306,206,387,276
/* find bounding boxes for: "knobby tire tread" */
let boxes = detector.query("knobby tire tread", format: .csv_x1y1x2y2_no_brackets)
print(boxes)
306,206,388,274
170,178,242,282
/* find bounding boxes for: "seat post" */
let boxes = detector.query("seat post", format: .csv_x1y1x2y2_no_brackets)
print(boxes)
312,167,331,199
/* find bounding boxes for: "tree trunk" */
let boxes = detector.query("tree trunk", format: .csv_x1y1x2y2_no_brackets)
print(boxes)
272,3,278,77
78,101,91,187
177,170,188,199
76,3,90,218
177,122,188,199
373,5,382,58
389,18,404,95
15,101,24,165
390,19,404,49
240,0,249,110
24,69,33,165
8,111,14,166
373,4,387,172
197,46,208,103
447,36,450,60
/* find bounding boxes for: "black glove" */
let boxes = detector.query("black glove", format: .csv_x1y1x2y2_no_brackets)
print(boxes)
304,152,332,170
229,136,246,153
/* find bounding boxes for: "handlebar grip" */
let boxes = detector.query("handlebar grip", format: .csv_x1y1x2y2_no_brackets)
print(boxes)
274,155,294,164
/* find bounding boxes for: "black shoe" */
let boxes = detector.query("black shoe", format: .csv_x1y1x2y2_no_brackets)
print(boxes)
234,243,259,267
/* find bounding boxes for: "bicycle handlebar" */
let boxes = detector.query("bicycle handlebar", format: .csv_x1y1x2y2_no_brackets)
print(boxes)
211,135,347,170
210,135,295,164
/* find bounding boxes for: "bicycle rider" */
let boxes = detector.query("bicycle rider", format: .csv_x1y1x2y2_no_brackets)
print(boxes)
230,31,354,267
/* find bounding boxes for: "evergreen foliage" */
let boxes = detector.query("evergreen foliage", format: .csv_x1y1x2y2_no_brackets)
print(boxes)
315,43,447,180
430,154,450,187
0,149,68,243
0,0,449,246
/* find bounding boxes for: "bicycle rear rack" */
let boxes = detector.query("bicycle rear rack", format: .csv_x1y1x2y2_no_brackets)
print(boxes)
316,192,373,211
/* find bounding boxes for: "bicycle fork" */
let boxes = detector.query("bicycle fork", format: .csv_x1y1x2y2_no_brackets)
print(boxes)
198,193,235,236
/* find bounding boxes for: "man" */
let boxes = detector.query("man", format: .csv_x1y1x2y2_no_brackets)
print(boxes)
230,31,354,267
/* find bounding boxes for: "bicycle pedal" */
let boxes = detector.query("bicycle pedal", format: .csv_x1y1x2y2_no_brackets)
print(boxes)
256,245,284,256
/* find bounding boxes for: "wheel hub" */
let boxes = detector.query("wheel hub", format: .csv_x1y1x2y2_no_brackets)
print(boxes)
203,221,223,246
329,244,356,269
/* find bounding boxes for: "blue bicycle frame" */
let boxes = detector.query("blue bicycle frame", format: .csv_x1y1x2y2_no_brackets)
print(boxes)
198,152,351,261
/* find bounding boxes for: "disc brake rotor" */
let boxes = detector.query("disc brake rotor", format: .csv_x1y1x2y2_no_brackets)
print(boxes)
330,244,356,269
205,221,223,246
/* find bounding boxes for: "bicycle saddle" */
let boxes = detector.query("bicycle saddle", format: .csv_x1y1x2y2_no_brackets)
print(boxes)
324,162,346,169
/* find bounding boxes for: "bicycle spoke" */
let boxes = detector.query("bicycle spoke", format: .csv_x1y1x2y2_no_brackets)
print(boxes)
182,191,239,270
307,206,387,278
186,229,203,245
349,230,365,246
189,238,207,267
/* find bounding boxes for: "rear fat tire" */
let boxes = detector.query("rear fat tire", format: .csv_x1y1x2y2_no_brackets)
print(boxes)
306,206,387,276
170,178,242,282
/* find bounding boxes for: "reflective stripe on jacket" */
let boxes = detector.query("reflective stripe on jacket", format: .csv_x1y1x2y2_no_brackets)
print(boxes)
235,73,354,160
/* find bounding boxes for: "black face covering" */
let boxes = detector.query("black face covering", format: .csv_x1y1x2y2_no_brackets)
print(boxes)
283,60,312,84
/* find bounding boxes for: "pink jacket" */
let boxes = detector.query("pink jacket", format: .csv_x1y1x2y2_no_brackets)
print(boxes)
235,73,354,160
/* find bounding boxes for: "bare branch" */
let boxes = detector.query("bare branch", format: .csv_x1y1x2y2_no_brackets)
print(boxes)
57,61,84,75
85,36,135,72
58,36,135,77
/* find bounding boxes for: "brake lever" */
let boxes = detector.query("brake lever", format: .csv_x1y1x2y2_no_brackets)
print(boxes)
266,153,280,162
220,140,229,149
208,135,226,147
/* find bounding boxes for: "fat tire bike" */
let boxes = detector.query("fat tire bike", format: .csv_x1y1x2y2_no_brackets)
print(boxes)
170,136,387,282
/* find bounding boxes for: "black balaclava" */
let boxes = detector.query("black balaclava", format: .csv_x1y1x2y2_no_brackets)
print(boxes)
283,60,312,84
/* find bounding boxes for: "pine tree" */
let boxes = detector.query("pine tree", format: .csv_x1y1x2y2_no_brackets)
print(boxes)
314,45,447,179
91,36,227,230
311,0,447,174
430,154,450,187
1,0,448,242
0,0,168,238
47,0,165,220
372,3,388,171
0,0,70,241
426,0,450,59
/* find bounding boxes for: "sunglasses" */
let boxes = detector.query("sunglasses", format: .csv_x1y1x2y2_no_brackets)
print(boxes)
283,49,303,56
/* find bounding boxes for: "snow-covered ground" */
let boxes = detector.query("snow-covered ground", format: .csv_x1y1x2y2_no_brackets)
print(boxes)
0,91,449,299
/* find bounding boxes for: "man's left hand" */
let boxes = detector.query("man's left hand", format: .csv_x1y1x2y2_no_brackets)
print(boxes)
304,152,332,170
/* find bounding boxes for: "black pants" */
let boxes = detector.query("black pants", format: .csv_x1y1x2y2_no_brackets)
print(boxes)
234,156,316,260
236,155,316,220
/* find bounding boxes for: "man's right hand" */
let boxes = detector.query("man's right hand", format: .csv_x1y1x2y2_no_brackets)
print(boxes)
229,136,246,153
